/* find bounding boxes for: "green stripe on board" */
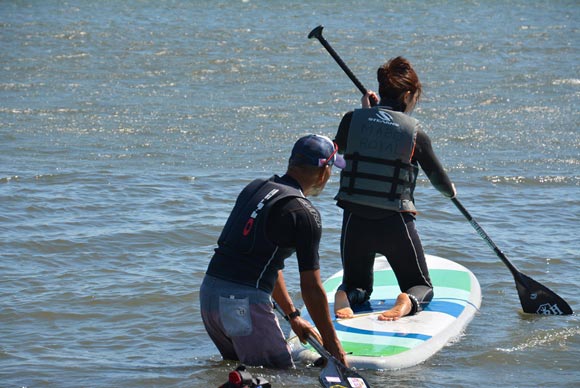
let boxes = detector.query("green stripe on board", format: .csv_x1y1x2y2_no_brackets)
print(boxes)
341,340,409,357
323,276,343,292
324,268,471,293
430,269,471,291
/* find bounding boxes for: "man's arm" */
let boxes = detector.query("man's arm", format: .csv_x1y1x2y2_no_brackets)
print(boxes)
272,270,298,321
300,269,348,366
272,270,324,346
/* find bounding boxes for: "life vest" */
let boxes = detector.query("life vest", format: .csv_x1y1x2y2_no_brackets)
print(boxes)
335,107,419,213
207,176,304,292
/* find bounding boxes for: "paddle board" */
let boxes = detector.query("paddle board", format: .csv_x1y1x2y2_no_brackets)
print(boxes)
288,254,481,370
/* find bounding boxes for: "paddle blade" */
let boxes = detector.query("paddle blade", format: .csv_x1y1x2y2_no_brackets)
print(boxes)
306,336,370,387
318,357,370,388
515,272,573,315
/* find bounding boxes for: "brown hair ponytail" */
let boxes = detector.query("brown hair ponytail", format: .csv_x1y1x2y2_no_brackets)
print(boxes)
377,56,422,111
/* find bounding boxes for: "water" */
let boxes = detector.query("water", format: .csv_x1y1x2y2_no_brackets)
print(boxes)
1,1,578,387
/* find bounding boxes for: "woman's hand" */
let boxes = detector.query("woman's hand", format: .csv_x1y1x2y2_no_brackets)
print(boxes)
362,90,379,108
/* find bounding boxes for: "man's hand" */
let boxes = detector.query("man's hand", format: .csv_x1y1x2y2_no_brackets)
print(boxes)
300,270,350,367
289,316,323,345
322,337,349,367
289,316,348,366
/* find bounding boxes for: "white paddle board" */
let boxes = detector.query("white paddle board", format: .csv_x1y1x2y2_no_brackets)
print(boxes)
288,254,481,370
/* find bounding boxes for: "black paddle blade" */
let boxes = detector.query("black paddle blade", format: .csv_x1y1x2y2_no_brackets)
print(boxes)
318,357,370,388
305,336,370,387
515,272,573,315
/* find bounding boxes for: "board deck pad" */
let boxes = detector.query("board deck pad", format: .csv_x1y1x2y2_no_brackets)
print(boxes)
288,254,481,370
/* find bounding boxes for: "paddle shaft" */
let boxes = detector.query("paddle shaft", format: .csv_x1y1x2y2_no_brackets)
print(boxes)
307,25,530,282
308,24,514,280
271,303,371,387
304,334,332,360
451,197,520,278
306,25,571,315
452,197,573,314
308,25,376,106
272,302,332,359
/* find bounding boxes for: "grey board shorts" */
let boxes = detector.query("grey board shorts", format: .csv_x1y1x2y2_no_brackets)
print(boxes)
199,274,294,369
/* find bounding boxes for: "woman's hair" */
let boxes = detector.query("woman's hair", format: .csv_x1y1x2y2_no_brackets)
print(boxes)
377,56,422,109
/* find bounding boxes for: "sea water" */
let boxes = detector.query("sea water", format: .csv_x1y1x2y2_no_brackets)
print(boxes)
1,1,578,387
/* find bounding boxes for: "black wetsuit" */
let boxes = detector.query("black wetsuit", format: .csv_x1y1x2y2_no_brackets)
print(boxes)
334,106,455,314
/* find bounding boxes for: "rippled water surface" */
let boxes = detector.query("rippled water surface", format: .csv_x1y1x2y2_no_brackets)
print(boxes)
1,1,579,387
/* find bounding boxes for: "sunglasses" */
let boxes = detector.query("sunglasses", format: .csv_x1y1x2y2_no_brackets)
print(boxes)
318,142,339,167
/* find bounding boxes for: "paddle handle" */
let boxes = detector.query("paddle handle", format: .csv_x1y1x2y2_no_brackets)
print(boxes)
308,25,376,106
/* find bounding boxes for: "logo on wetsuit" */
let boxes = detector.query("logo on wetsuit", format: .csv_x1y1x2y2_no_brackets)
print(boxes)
242,188,280,236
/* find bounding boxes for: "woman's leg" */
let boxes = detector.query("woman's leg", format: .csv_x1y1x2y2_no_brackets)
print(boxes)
378,213,433,320
335,211,376,318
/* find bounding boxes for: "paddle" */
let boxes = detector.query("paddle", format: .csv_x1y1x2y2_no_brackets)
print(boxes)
308,25,376,106
452,198,572,315
307,25,573,316
272,303,371,388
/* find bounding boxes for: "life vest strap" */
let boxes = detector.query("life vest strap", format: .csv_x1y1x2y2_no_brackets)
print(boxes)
342,187,404,200
347,152,360,195
389,159,402,201
343,153,416,200
344,153,413,169
340,171,407,185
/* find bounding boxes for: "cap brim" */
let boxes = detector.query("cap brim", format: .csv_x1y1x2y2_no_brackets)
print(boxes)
334,154,346,169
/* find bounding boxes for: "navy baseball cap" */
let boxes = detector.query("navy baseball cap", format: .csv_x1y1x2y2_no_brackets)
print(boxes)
289,134,345,169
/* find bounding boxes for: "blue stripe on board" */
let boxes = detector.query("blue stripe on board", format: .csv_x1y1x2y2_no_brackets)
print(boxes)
425,300,465,317
334,321,432,341
330,299,466,318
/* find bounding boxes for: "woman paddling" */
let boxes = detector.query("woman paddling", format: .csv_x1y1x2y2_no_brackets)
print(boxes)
332,56,457,320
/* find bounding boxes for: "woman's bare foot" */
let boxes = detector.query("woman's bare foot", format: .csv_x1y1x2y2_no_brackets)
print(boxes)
378,293,412,321
334,290,354,319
